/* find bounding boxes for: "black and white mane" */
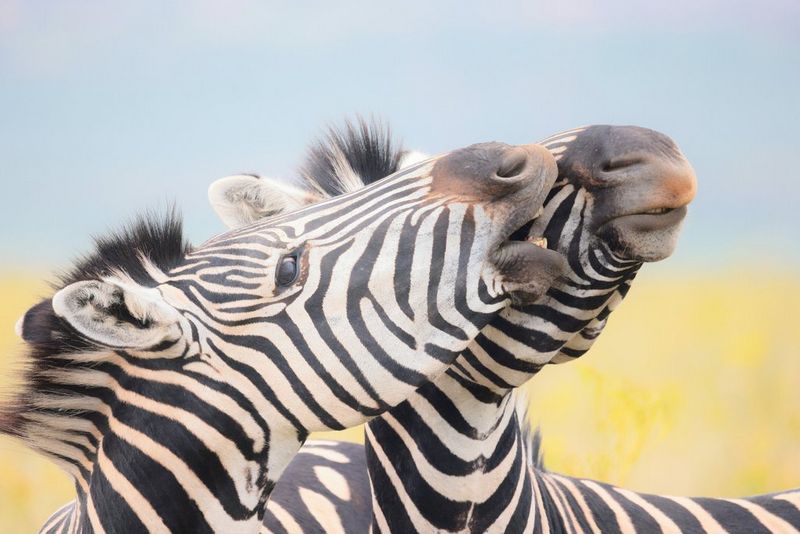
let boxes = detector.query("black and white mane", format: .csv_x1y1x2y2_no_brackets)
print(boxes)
1,211,191,438
299,119,406,197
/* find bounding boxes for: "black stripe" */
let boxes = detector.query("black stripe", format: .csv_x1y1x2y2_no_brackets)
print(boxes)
367,416,471,531
694,497,772,533
89,461,148,533
458,346,519,390
574,480,622,534
278,308,386,416
542,189,577,249
110,401,255,521
365,435,424,533
425,208,470,341
393,211,418,320
642,494,705,533
481,316,564,354
553,479,597,533
749,493,800,528
385,396,480,476
469,441,523,532
608,487,663,533
341,217,429,385
303,238,389,411
520,303,593,334
506,465,534,531
97,359,266,463
206,335,325,433
99,433,215,533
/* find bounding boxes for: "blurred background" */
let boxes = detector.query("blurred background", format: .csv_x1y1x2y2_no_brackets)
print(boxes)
1,1,798,530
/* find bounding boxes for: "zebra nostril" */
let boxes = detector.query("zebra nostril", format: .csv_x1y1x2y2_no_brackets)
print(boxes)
600,157,644,173
495,149,529,179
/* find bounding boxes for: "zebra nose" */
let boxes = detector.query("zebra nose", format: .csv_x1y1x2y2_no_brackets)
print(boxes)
599,156,644,173
653,157,697,207
495,144,555,185
431,142,556,200
495,147,532,180
599,153,697,207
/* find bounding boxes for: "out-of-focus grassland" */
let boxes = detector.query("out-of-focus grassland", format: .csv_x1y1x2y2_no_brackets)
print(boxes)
1,268,798,531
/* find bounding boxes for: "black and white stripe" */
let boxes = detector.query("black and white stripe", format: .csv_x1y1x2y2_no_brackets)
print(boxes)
256,127,800,533
264,410,800,533
2,139,561,533
251,124,798,532
187,123,762,532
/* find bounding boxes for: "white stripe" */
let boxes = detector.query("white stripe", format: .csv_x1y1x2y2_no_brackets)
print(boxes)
262,501,304,534
579,479,636,532
729,497,797,533
612,486,682,533
667,496,726,532
97,449,169,532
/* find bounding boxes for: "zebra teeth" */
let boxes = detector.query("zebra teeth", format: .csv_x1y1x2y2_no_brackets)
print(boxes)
527,236,547,248
642,207,673,215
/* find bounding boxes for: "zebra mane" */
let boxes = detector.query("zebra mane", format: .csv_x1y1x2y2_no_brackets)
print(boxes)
56,208,190,290
298,118,406,198
0,210,191,438
513,389,546,470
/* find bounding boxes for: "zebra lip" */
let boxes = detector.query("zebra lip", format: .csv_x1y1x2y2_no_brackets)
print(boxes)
603,205,687,232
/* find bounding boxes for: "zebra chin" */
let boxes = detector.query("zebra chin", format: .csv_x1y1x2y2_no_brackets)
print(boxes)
598,207,688,262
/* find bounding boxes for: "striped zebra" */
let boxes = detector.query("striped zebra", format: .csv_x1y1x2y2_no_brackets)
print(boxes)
264,399,800,533
1,140,566,533
212,121,798,533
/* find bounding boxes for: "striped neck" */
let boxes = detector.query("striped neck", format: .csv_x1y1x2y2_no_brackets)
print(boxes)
26,350,289,533
364,378,800,533
367,382,540,532
365,240,642,531
447,239,640,397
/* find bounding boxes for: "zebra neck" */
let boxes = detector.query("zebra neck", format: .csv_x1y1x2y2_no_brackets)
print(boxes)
454,267,640,397
17,352,304,533
365,370,800,533
366,374,548,532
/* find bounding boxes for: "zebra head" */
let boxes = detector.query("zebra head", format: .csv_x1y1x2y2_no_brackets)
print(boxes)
537,125,696,264
210,122,696,391
497,125,696,377
4,138,566,531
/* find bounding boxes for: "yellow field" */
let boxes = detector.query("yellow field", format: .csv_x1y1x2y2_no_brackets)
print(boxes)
1,268,798,531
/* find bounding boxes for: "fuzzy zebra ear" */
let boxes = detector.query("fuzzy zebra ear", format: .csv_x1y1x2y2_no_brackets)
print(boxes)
208,174,322,229
51,279,183,350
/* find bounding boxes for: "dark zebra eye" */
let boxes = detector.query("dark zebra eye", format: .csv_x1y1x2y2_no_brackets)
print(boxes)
276,254,300,286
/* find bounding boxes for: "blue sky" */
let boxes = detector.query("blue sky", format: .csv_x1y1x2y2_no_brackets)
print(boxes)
1,1,798,270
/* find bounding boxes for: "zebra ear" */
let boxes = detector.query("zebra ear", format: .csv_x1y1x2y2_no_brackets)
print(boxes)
208,174,321,229
51,279,183,350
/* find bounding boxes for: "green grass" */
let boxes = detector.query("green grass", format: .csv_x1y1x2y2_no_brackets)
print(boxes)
1,269,798,531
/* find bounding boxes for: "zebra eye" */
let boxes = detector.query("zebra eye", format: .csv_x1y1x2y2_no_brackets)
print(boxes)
276,254,300,287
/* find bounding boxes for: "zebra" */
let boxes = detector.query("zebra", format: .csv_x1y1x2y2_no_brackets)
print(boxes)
212,121,798,533
1,139,567,533
264,398,800,533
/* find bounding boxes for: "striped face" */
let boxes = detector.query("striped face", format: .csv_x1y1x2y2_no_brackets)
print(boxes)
212,125,696,389
5,140,568,533
481,125,697,380
35,142,564,433
534,125,696,264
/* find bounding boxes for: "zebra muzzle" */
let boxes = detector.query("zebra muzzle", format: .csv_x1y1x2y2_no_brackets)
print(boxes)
492,231,566,305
